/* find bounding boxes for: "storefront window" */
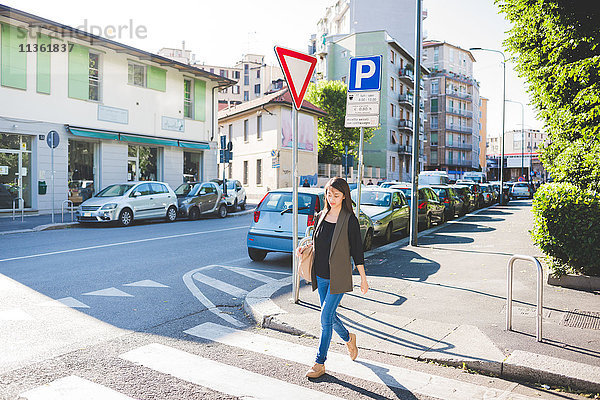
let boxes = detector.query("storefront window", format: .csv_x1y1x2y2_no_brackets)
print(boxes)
128,145,158,181
183,152,203,182
68,140,95,205
0,134,32,209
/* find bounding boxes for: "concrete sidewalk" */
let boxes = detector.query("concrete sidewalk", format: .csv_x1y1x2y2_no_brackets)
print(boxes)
244,201,600,393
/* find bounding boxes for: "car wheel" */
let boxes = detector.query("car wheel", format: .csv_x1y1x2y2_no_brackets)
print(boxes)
239,197,246,210
439,210,446,225
189,207,200,221
248,247,267,261
119,208,133,227
230,199,238,212
384,223,393,243
363,228,373,251
426,214,433,230
218,204,228,218
166,206,177,222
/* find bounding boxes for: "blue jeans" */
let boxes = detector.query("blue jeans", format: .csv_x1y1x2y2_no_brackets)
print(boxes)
315,275,350,364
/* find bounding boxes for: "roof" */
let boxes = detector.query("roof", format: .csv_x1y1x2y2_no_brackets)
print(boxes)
218,88,327,120
0,5,236,87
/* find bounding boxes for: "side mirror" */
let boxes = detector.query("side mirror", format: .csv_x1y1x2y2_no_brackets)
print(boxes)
133,191,141,197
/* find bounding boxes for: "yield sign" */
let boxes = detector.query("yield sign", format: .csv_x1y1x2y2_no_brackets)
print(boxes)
274,46,317,110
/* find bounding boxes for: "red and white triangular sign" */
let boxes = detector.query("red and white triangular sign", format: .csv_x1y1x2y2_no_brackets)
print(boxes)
274,46,317,110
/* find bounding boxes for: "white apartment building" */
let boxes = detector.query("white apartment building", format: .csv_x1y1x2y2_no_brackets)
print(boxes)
218,89,325,201
487,129,548,181
0,5,234,213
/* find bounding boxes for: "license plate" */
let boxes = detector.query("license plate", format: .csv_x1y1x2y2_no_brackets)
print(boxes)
84,212,91,217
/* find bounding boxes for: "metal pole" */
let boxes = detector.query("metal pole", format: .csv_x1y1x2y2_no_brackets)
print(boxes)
521,105,524,180
356,127,364,217
344,144,348,181
292,106,300,303
500,59,506,203
51,134,55,224
409,0,422,247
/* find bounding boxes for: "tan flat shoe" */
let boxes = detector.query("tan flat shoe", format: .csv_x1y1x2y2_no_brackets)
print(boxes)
305,363,325,378
346,333,358,360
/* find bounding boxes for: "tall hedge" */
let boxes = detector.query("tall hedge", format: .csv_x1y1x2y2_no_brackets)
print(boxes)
531,183,600,276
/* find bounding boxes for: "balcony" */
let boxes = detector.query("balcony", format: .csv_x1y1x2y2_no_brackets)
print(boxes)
398,144,412,154
446,91,472,100
446,107,473,118
398,119,413,130
446,124,472,134
445,159,473,167
398,93,413,105
445,142,473,150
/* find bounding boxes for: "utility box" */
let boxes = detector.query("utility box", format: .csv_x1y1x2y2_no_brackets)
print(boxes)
38,180,47,195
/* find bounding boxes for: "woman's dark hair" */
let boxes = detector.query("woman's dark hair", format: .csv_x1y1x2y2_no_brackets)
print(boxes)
324,177,354,213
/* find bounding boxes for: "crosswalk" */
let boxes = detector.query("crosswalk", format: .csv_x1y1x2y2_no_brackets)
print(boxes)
18,322,547,400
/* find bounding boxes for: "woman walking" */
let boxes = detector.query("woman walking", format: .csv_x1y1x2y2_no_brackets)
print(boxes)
297,177,369,379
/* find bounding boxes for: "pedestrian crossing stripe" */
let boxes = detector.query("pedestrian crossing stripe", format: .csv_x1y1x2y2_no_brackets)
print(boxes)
185,322,541,400
120,343,344,400
0,308,33,320
20,375,134,400
192,272,248,298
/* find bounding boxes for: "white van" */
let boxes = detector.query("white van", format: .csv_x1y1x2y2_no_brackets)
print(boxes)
462,172,487,183
418,171,450,185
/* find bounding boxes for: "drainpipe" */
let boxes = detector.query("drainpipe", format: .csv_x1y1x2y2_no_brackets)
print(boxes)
212,83,232,180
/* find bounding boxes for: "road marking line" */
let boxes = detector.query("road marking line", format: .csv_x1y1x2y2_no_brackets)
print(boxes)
123,280,169,288
192,272,248,298
38,297,90,309
0,226,248,263
19,375,134,400
120,343,344,400
183,266,244,327
228,266,277,283
82,287,133,297
0,308,33,321
186,322,541,400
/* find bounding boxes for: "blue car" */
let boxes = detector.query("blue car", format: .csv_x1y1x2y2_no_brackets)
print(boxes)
247,188,374,261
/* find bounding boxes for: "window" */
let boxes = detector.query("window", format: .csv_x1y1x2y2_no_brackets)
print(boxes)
244,91,249,101
390,130,397,144
256,159,262,185
431,115,438,129
234,71,240,79
219,69,227,77
228,124,233,142
244,76,249,85
391,156,396,172
254,84,260,94
390,103,396,118
243,64,249,85
431,79,439,94
447,133,453,146
243,119,249,142
390,77,396,92
430,133,438,145
256,69,260,78
341,76,346,84
128,62,146,87
390,50,396,64
257,115,262,139
430,150,438,164
243,161,249,185
209,68,214,74
431,98,438,113
434,47,439,62
88,52,100,101
184,79,193,118
232,85,240,94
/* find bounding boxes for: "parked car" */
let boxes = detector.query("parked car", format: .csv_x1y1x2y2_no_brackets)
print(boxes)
490,181,511,205
451,185,476,214
510,182,533,199
389,184,445,229
68,180,94,205
462,171,487,183
351,187,409,242
419,171,450,185
455,180,484,209
175,181,228,219
246,188,374,261
479,183,494,206
379,181,401,188
76,181,178,226
211,179,247,211
430,185,464,220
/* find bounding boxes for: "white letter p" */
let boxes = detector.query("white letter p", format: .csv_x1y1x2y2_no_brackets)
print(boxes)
355,60,376,89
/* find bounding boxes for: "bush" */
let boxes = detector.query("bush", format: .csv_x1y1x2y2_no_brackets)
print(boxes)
531,183,600,276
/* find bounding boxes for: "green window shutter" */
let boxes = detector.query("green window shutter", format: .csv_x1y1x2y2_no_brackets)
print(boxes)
68,43,89,100
36,34,51,94
194,79,206,121
431,98,438,113
1,24,27,90
147,66,166,91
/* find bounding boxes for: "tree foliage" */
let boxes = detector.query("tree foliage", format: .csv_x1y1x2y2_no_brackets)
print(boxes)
497,0,600,192
305,80,374,164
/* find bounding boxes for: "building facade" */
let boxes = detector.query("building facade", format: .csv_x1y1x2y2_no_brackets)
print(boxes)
311,30,427,182
218,89,325,201
422,41,482,181
487,128,548,182
0,5,233,213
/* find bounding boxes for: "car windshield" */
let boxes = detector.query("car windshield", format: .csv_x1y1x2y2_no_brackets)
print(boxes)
96,184,133,197
355,191,391,207
175,183,198,197
433,188,447,198
514,183,528,188
259,192,315,215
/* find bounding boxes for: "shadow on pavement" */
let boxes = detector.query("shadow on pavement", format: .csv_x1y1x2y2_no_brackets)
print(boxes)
418,233,474,245
439,222,495,234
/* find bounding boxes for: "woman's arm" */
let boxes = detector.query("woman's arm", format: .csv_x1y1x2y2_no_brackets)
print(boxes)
348,214,368,294
355,264,369,294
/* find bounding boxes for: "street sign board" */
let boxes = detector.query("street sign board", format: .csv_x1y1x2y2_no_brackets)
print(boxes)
274,46,317,110
348,55,382,92
345,115,380,127
46,130,60,148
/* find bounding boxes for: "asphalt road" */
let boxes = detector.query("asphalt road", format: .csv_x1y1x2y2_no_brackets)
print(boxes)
0,210,588,399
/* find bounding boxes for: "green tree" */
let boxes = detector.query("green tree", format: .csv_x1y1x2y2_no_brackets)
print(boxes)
305,80,374,164
497,0,600,191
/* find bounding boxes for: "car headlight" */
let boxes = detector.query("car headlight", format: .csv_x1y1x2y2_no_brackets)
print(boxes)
100,203,118,210
182,198,192,204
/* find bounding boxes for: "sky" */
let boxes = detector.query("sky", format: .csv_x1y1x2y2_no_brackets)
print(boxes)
3,0,543,137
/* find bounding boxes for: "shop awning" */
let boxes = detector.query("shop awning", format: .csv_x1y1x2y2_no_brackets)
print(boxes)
119,134,178,147
179,141,210,150
69,128,119,140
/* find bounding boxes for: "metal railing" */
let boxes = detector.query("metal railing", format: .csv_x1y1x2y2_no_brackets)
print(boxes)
507,255,544,342
12,197,24,222
62,200,75,223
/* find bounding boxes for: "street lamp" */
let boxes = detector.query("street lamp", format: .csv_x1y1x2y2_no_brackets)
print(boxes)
469,47,506,204
505,99,525,181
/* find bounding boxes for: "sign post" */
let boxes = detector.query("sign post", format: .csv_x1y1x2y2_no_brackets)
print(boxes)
345,55,382,217
274,46,317,304
47,131,60,224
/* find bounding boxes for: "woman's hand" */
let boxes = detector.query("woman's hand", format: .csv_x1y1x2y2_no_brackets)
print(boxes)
360,276,369,294
295,245,306,258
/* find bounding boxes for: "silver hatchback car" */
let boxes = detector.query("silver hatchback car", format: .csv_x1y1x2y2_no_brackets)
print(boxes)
77,181,178,226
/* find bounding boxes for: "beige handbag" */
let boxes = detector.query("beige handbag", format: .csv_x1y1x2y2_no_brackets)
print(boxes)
298,236,314,283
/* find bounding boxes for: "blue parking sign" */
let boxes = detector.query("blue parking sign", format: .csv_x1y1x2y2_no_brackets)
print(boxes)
348,56,382,92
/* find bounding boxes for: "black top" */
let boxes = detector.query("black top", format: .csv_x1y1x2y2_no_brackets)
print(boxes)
313,212,365,279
